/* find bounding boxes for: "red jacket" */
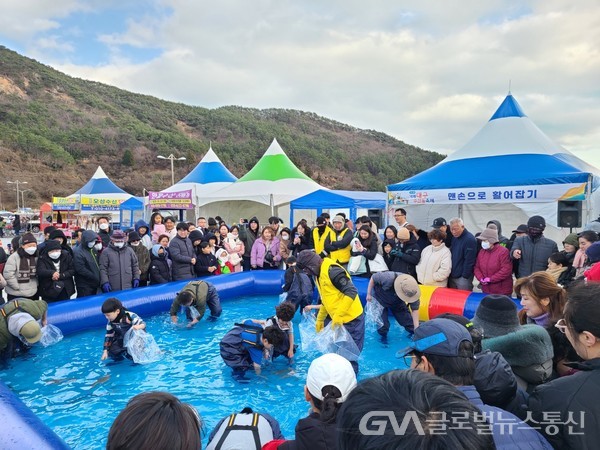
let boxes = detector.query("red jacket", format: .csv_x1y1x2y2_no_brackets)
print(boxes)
584,263,600,282
474,244,513,295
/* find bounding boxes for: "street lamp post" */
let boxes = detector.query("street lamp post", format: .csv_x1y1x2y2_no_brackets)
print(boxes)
157,154,186,186
20,189,32,211
6,180,27,212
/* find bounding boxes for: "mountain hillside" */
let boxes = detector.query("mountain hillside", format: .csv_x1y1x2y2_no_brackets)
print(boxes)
0,46,444,209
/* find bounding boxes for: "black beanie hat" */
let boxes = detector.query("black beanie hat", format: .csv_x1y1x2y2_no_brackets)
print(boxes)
20,232,37,246
472,295,520,338
45,240,62,252
586,242,600,264
128,231,142,243
189,229,203,242
527,215,546,229
49,229,66,242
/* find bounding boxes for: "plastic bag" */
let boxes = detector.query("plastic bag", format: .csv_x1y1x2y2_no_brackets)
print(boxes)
299,311,319,353
188,306,201,320
279,292,288,303
348,255,366,275
123,328,162,364
39,324,63,347
316,323,361,361
365,299,385,330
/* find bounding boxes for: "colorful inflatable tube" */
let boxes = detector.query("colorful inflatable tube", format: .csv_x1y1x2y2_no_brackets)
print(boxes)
1,270,519,448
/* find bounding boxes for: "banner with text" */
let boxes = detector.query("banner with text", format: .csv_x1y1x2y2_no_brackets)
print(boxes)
148,190,194,209
52,197,80,211
80,196,124,212
388,183,587,206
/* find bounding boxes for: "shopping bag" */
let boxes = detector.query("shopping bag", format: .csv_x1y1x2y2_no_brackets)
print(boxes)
188,305,201,320
279,292,288,303
299,311,319,353
39,324,63,347
123,329,162,364
316,323,361,361
368,254,389,273
365,300,385,330
348,255,366,275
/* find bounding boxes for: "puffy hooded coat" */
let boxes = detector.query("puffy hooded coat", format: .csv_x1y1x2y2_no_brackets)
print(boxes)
73,230,101,297
99,243,140,291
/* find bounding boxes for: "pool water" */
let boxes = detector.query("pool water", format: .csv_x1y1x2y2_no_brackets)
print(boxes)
0,295,411,449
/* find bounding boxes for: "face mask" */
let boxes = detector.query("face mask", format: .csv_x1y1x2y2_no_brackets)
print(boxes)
87,241,95,248
99,223,109,230
49,251,61,260
481,241,491,250
281,235,289,241
528,227,543,239
24,247,37,255
114,242,125,249
94,243,103,251
130,242,140,247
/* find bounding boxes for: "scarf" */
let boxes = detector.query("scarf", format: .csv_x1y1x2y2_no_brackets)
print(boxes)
16,248,37,284
546,266,567,281
528,312,551,328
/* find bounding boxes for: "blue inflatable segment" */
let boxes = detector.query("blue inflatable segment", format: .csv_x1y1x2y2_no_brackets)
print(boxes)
462,291,522,320
48,271,286,336
0,382,70,449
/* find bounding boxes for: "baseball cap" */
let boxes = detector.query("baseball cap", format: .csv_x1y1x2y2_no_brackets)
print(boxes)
512,224,528,234
316,217,326,226
306,353,357,403
527,215,546,229
396,318,472,358
431,217,447,228
8,312,42,344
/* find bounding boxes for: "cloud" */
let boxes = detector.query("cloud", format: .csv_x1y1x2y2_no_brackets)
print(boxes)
3,1,600,169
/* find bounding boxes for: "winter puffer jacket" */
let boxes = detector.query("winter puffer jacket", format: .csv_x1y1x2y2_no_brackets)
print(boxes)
73,230,101,297
416,243,452,286
168,235,196,281
474,244,513,295
99,244,140,291
511,235,559,278
390,234,421,279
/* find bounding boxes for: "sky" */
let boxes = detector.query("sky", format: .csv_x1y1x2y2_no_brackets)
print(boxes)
1,0,599,167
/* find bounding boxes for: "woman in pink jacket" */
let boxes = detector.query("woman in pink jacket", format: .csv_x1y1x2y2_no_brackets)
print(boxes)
474,227,513,296
250,226,281,270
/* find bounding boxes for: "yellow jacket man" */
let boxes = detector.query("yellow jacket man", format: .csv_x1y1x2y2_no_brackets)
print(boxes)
296,250,364,373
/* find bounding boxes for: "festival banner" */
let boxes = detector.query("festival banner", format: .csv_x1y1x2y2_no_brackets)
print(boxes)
148,190,194,209
52,197,80,211
80,196,124,212
388,183,587,206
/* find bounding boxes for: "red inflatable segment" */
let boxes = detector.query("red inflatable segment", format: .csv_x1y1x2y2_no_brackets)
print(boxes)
428,287,470,319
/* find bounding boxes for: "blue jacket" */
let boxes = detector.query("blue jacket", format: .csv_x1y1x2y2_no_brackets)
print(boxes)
458,385,552,449
450,229,477,279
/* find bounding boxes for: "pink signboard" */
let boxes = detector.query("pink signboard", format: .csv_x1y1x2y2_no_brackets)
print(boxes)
148,190,194,209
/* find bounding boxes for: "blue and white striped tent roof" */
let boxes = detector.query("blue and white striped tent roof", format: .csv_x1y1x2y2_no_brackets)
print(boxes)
162,146,237,198
388,94,598,193
71,166,132,199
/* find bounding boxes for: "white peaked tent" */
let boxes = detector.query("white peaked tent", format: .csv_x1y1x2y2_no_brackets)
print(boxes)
204,138,325,223
387,94,599,243
161,146,237,217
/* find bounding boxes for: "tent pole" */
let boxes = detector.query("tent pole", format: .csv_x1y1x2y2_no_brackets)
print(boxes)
458,203,463,220
270,194,274,216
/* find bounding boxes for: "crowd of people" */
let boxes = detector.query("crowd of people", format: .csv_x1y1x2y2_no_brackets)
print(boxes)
2,207,600,449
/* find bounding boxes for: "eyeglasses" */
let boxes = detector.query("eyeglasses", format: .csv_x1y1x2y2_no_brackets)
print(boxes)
555,319,569,334
402,353,416,367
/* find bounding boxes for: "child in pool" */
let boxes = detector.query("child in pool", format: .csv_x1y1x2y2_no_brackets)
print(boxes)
101,298,146,361
252,302,296,359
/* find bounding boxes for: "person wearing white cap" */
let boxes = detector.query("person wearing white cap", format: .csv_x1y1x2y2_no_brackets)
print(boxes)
323,215,353,265
279,353,357,450
0,298,47,362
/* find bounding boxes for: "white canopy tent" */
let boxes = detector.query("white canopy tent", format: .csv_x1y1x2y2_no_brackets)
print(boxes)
387,94,600,243
204,138,325,224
